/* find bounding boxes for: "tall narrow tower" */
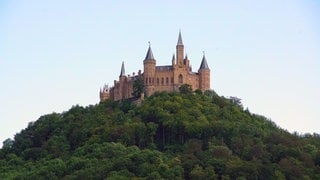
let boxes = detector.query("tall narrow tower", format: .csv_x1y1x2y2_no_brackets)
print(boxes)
198,53,210,91
143,43,156,96
176,31,184,65
118,61,126,100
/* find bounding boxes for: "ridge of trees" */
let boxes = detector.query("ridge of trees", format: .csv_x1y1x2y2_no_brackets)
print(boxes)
1,88,320,179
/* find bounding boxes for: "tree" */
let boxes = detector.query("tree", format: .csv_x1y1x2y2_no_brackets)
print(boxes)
194,89,202,95
2,138,14,153
1,91,320,179
45,135,70,158
132,76,144,98
179,84,192,94
190,165,206,179
229,96,242,107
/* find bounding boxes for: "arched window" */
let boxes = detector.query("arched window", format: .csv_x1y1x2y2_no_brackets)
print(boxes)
166,77,169,85
179,74,183,84
157,78,159,85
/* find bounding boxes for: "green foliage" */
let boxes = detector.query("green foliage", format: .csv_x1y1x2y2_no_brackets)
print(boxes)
179,84,193,94
132,76,144,98
1,91,319,179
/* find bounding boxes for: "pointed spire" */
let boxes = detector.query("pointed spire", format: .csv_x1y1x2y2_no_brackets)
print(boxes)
185,53,188,60
177,30,183,45
172,54,176,61
120,61,125,76
172,54,176,65
145,42,155,60
199,51,209,70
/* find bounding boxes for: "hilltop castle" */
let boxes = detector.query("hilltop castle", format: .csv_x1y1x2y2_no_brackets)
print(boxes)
100,32,211,101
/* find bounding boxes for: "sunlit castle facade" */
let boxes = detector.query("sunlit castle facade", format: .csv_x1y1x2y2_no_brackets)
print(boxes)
100,32,211,102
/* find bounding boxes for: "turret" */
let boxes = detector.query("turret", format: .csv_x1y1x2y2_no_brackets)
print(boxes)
172,54,175,65
198,52,210,91
114,62,128,100
143,43,156,96
99,84,110,102
184,54,190,71
143,43,156,76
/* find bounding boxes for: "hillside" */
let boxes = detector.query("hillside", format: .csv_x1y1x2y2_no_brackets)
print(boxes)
1,89,320,179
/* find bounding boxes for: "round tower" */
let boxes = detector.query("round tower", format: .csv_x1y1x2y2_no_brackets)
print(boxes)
143,44,156,96
198,53,210,91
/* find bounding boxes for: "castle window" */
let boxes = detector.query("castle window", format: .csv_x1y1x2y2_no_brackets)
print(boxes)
149,78,151,84
166,77,169,85
161,78,164,85
179,74,183,84
157,78,159,85
145,78,148,85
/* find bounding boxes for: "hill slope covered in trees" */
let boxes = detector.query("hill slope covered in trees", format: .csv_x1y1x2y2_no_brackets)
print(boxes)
1,90,320,179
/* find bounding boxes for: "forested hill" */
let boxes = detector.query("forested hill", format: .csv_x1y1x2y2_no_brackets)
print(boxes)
1,89,320,179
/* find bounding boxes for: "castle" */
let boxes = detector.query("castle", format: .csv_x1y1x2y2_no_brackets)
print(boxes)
100,32,211,102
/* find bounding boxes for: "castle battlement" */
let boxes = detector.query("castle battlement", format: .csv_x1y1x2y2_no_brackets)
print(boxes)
100,32,211,102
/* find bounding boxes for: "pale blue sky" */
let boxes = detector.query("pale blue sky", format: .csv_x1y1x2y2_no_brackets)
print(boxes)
1,1,320,146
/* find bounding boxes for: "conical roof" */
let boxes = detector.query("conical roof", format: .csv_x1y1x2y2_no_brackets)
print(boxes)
145,45,155,60
199,54,209,70
120,61,125,76
177,31,183,45
172,54,175,61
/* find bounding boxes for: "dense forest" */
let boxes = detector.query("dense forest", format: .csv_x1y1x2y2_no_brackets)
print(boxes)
1,87,320,179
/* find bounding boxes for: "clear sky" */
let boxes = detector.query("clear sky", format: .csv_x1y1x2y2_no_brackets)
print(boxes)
0,1,319,146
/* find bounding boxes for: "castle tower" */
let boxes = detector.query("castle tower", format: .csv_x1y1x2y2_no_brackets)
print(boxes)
198,53,210,91
118,61,126,100
143,43,156,96
176,31,184,65
120,61,125,77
